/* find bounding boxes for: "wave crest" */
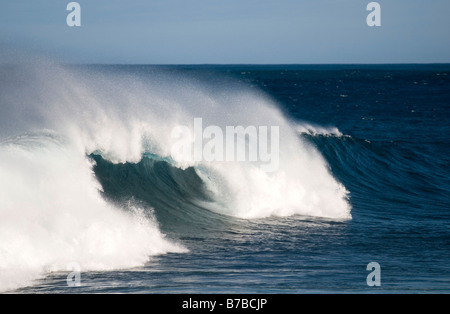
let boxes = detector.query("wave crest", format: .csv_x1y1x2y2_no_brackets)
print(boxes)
0,63,351,291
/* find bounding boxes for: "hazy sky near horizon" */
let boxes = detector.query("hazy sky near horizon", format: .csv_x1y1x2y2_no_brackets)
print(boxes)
1,0,450,64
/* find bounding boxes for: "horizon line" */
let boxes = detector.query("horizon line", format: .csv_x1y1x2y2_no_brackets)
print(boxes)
65,62,450,66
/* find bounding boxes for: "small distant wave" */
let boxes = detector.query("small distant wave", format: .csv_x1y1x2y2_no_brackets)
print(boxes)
294,122,344,137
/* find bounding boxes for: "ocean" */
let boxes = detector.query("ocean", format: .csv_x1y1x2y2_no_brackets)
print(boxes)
0,64,449,294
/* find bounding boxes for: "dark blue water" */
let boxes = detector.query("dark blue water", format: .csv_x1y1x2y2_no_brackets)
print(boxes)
9,64,450,293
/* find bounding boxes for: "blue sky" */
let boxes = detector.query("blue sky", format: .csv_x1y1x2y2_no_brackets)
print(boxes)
1,0,450,64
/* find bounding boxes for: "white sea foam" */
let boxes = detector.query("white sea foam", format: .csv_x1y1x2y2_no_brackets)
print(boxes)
0,133,185,292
